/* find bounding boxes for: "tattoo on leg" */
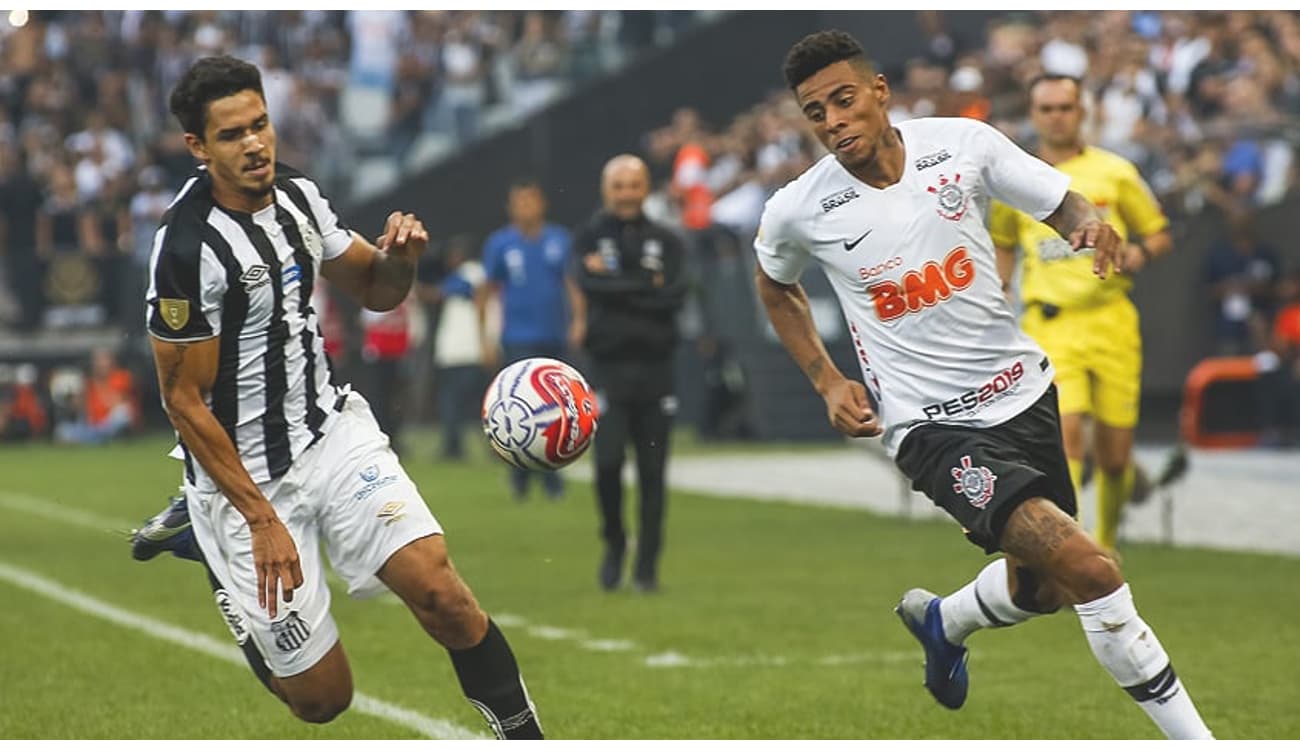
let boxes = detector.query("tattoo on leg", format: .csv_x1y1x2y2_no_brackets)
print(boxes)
1002,500,1075,563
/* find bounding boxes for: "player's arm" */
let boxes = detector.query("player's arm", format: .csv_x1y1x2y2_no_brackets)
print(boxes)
150,335,302,617
1042,190,1122,280
565,275,587,353
321,211,428,312
755,267,880,438
976,121,1121,280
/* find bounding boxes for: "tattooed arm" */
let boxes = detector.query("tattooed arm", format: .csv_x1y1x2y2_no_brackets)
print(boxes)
150,336,301,616
323,211,429,312
1042,190,1123,280
755,266,881,438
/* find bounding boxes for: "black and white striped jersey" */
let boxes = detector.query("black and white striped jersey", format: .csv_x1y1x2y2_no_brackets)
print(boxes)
146,164,354,488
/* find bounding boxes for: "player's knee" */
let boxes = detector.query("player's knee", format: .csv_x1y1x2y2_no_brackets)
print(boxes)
1054,541,1124,603
290,692,352,724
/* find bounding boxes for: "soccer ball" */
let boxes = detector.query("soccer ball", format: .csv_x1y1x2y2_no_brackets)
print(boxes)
481,357,599,471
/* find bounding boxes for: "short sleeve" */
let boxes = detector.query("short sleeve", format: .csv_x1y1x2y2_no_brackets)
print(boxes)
1115,162,1169,238
753,197,811,285
287,175,354,260
482,233,505,282
146,223,227,341
987,200,1022,249
976,122,1071,221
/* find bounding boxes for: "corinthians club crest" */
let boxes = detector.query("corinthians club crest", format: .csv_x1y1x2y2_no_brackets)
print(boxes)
951,454,997,509
927,173,968,221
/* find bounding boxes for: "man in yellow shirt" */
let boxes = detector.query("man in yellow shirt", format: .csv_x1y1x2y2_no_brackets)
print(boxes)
990,75,1172,553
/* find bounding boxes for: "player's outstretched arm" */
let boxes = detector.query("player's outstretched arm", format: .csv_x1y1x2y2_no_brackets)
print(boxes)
150,335,303,618
1043,190,1123,281
322,210,428,312
755,267,880,438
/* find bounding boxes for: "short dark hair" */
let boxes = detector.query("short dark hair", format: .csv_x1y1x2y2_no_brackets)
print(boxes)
1027,73,1083,101
169,55,265,137
508,177,544,195
783,30,872,90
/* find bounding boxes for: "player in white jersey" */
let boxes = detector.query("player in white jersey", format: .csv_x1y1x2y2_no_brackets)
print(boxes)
755,31,1212,739
134,56,542,738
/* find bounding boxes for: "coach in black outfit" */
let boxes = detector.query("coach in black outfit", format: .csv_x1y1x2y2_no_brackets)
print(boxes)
573,154,687,593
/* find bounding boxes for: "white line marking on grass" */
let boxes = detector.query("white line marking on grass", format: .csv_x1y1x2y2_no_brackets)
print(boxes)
0,561,485,739
0,491,136,534
643,650,916,669
2,491,900,676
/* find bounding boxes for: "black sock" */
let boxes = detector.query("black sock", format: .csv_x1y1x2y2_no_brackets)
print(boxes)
449,619,543,739
203,564,275,692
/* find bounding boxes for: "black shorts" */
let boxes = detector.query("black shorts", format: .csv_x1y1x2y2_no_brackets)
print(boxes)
894,384,1077,554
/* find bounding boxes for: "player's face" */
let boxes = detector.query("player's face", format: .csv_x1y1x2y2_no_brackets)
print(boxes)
602,164,649,220
186,89,277,211
1029,79,1084,150
795,61,891,171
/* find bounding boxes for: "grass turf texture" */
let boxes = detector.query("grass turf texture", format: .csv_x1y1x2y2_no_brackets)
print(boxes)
0,432,1295,739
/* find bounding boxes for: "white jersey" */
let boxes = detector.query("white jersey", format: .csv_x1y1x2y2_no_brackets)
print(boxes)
755,117,1071,456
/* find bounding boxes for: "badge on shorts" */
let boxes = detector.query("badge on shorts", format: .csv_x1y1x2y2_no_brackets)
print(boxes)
159,298,189,330
951,454,997,509
271,611,312,652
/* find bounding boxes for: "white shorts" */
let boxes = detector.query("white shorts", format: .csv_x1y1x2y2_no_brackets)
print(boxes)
188,393,442,677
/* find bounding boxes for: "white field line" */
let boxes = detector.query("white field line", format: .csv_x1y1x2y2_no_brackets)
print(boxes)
0,494,484,740
3,490,908,675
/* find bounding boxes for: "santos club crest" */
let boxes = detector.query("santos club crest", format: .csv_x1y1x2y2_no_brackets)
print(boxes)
927,173,967,221
951,454,997,509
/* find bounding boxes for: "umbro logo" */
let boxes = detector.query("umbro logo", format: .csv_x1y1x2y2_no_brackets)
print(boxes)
240,264,271,291
843,229,872,251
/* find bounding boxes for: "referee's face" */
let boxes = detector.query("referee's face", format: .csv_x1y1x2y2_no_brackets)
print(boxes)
190,89,277,212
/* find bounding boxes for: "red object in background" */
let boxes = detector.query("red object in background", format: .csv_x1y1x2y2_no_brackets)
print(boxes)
673,141,713,231
9,383,48,436
1180,356,1259,449
85,368,139,429
361,302,411,360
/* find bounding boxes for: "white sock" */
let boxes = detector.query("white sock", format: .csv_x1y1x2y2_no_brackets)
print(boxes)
939,558,1038,644
1074,584,1214,740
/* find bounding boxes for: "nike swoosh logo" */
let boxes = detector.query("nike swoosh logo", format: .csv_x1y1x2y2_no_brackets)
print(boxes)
843,229,872,251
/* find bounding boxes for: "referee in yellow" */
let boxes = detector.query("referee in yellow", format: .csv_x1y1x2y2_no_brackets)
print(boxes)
990,74,1171,554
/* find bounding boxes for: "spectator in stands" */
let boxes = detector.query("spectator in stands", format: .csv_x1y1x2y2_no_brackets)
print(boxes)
0,363,49,441
1205,210,1280,356
54,346,139,444
511,11,567,118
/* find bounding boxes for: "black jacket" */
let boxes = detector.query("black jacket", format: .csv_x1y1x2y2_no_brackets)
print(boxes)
572,210,687,363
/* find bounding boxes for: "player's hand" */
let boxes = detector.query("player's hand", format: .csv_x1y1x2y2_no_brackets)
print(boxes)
377,211,429,260
823,378,881,438
1070,219,1122,280
1116,243,1148,275
249,515,303,620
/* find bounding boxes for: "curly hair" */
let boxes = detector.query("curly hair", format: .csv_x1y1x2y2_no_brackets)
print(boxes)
783,30,873,90
169,55,264,138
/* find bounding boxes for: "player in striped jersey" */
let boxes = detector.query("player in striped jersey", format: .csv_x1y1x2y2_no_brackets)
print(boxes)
135,55,541,739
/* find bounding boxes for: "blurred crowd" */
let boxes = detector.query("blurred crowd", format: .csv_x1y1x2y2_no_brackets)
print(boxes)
0,10,708,334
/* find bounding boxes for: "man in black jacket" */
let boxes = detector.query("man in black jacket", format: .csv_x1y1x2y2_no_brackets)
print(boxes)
573,154,687,592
